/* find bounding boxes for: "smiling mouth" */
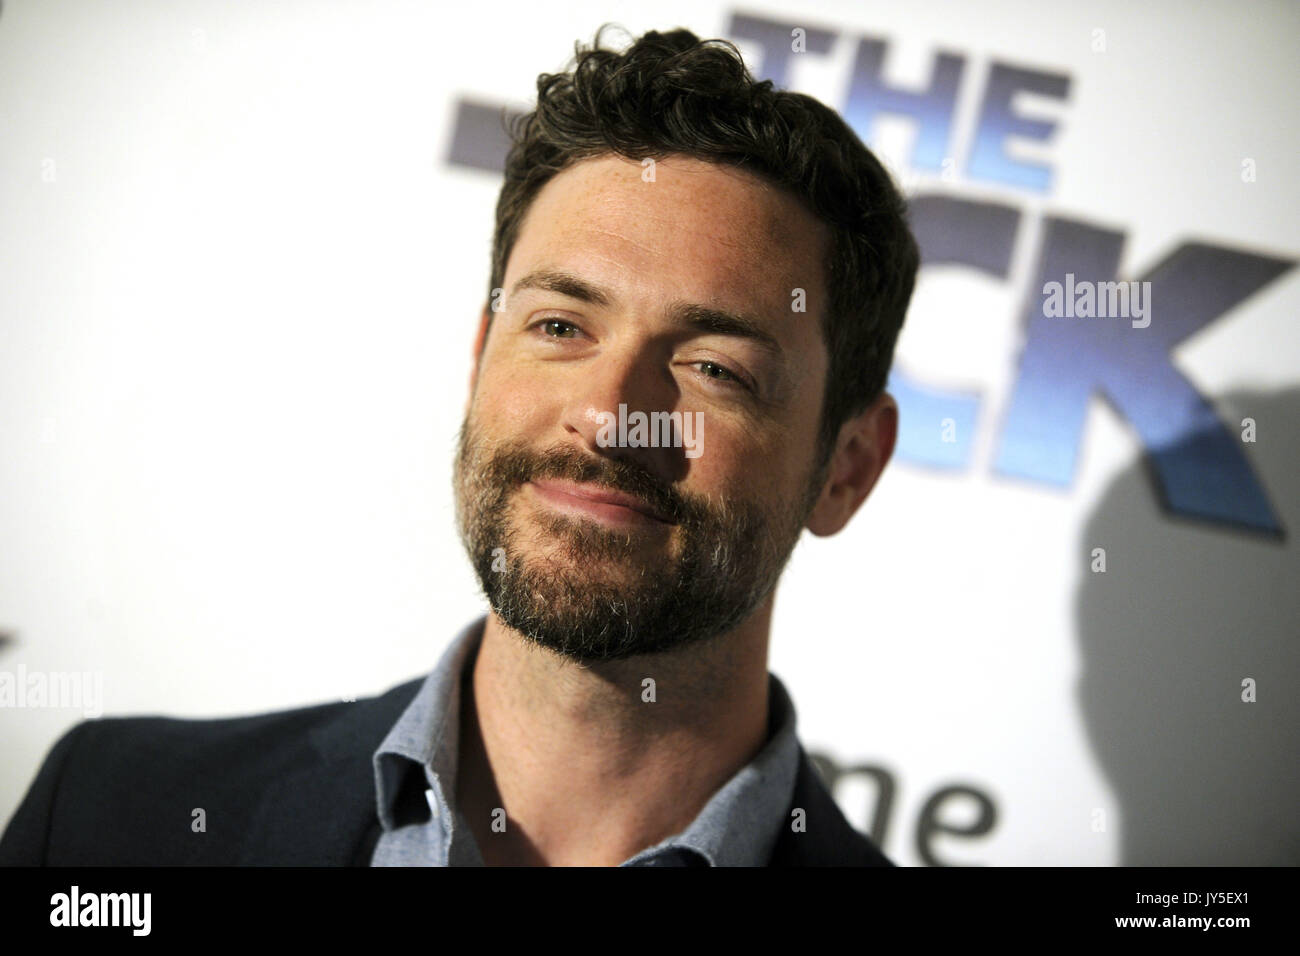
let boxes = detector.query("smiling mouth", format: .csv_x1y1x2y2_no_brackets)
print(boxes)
524,478,676,526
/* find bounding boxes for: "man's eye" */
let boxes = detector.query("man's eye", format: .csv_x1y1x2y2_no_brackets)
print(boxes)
697,361,746,388
538,319,579,338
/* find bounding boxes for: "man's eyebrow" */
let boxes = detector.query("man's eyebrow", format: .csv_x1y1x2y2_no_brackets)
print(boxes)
671,303,784,358
509,269,783,357
509,270,612,307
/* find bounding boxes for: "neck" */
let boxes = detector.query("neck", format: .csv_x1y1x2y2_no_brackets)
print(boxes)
455,595,775,866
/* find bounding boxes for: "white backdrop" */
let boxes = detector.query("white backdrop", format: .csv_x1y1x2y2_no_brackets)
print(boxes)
2,0,1296,865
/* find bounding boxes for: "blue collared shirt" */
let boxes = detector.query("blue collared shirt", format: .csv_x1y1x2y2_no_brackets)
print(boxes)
370,616,801,866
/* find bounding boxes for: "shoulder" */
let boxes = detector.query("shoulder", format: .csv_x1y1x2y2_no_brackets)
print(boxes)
54,686,407,786
0,679,423,865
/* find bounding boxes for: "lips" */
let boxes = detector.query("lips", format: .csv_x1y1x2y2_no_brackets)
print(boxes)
526,478,675,525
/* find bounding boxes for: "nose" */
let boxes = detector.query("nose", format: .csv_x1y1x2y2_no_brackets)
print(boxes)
558,337,691,484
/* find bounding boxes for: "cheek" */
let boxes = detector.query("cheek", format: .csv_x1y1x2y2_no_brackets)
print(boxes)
772,368,828,496
693,421,795,504
742,416,821,507
472,359,554,434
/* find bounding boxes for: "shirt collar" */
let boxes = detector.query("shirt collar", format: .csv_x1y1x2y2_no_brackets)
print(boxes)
372,615,800,866
372,616,484,832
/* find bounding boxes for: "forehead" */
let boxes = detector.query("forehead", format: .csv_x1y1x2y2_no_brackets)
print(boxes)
504,154,831,328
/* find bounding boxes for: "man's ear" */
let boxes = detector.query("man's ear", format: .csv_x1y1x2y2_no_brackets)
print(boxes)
805,391,898,537
466,307,491,413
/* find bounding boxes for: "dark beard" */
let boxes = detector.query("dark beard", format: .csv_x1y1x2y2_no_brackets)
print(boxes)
452,419,815,662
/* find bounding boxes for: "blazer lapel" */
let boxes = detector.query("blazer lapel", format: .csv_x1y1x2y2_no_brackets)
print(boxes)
236,678,422,866
768,745,894,866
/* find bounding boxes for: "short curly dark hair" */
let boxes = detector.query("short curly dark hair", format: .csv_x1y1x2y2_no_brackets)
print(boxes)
487,25,919,469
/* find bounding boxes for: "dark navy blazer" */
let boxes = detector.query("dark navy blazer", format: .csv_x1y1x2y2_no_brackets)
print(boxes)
0,678,894,867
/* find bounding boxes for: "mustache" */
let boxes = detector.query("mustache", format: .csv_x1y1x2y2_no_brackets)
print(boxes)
475,440,695,525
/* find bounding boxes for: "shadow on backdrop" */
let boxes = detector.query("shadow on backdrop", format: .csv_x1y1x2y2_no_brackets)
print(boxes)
1076,386,1299,864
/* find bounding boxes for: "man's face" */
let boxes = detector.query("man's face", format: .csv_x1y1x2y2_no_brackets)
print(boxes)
454,153,833,662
